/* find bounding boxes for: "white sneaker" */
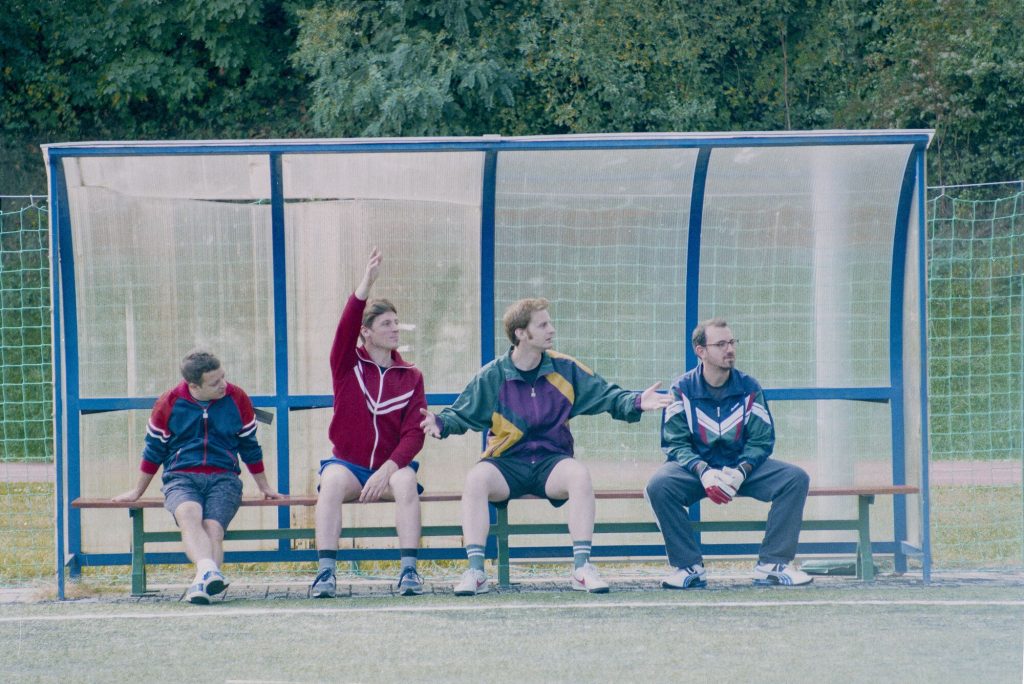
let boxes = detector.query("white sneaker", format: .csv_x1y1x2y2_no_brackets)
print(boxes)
753,562,813,586
186,581,210,605
570,563,610,593
662,563,707,590
453,568,489,596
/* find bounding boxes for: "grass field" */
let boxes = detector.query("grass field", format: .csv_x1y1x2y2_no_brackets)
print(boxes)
2,581,1022,683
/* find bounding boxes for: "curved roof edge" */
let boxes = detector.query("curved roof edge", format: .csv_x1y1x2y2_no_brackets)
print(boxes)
42,130,935,160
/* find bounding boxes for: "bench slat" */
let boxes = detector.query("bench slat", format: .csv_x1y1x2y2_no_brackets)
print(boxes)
70,485,918,509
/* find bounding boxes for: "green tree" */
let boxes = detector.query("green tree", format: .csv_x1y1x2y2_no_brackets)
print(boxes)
1,0,312,190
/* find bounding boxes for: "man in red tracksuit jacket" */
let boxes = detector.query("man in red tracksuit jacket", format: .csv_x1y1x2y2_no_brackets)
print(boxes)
114,350,281,604
310,247,428,598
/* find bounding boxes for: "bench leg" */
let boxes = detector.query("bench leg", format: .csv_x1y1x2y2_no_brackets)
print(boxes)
856,495,876,582
130,508,148,596
495,507,511,589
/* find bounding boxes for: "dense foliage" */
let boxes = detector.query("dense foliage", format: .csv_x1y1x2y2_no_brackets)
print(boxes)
2,0,1022,190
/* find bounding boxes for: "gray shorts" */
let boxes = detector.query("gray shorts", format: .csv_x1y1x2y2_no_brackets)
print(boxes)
161,471,243,529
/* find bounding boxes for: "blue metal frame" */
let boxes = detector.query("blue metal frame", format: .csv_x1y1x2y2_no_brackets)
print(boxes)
53,160,85,589
43,132,931,159
915,148,933,582
886,147,921,573
50,160,67,599
269,153,291,548
48,132,933,588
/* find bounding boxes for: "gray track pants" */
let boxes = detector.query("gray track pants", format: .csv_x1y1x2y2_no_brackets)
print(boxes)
645,458,810,567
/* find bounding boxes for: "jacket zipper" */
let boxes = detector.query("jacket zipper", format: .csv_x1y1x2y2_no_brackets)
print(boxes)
202,405,209,466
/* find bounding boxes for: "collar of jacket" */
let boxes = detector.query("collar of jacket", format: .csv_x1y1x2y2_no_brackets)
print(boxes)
689,363,747,399
171,381,234,404
496,346,556,381
355,345,416,369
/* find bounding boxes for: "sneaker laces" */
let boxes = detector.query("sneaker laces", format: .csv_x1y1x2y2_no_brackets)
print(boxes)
313,568,335,585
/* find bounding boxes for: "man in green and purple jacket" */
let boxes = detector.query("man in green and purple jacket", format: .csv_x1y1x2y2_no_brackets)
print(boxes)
420,297,671,595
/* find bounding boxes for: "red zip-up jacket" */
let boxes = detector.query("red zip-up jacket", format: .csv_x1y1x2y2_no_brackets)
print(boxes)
328,294,427,470
139,382,265,477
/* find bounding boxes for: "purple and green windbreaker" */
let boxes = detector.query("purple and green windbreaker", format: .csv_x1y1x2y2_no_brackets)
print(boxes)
435,347,642,459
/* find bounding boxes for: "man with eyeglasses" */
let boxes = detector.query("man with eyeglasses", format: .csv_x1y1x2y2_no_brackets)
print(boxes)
646,318,812,588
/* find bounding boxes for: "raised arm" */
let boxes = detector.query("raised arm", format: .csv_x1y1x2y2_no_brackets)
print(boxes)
331,248,382,378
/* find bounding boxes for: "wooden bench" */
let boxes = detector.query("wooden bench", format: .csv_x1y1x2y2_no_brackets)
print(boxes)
72,484,918,595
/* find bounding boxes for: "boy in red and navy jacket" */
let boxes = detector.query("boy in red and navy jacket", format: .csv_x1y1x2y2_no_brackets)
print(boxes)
310,247,428,599
114,350,281,604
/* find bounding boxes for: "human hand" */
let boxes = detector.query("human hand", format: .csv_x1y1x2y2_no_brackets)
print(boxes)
261,487,284,500
639,382,674,411
359,461,397,503
720,466,746,492
111,489,143,503
419,408,441,438
699,468,735,505
355,247,383,299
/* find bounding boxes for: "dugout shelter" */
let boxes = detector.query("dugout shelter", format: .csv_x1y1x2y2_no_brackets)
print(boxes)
44,130,934,594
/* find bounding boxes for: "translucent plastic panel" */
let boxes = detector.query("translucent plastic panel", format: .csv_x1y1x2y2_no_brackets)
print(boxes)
283,153,484,395
699,145,912,388
63,153,271,200
64,156,275,397
77,410,279,554
494,148,696,386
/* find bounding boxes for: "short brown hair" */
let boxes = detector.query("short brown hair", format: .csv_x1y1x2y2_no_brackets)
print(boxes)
360,299,398,342
181,350,220,385
503,298,550,346
691,318,729,349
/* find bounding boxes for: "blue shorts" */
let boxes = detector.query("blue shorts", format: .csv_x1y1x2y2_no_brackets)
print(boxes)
161,471,243,529
318,458,423,494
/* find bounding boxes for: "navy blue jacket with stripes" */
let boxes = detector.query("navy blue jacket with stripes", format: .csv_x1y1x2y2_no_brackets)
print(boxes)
661,364,775,473
139,381,265,477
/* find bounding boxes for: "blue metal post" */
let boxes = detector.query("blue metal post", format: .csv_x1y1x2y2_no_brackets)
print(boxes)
888,148,919,573
915,146,933,582
480,150,499,559
269,153,291,548
48,158,66,600
684,147,712,532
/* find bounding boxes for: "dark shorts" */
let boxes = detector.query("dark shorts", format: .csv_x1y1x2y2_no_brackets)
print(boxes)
318,457,423,494
161,471,243,529
484,453,572,508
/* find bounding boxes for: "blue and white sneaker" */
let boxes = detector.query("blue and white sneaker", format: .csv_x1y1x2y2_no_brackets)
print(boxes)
310,568,337,598
662,563,707,589
187,581,211,605
397,566,424,596
201,570,229,597
753,562,813,586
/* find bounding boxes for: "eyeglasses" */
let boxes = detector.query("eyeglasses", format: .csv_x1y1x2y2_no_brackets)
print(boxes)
704,339,739,350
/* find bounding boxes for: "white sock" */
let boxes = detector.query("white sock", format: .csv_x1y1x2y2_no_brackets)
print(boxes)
195,558,218,580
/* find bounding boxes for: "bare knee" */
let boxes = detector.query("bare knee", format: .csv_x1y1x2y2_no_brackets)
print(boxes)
318,466,359,505
553,460,593,499
389,467,419,504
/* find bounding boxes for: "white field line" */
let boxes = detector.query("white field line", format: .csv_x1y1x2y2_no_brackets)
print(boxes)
2,599,1022,623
